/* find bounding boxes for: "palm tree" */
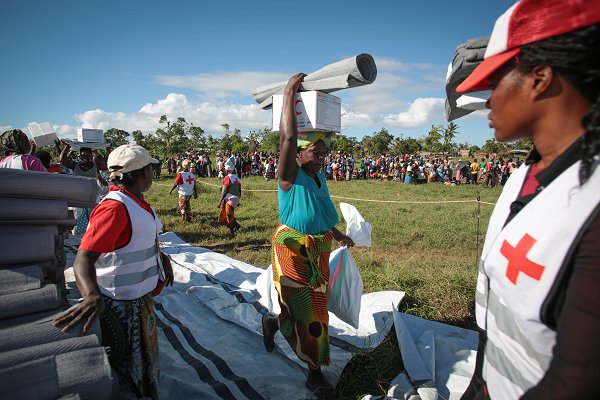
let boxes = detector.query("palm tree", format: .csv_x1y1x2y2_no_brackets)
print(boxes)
443,122,459,154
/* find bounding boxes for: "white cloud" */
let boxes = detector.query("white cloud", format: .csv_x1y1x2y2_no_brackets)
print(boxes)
383,97,446,128
64,93,271,139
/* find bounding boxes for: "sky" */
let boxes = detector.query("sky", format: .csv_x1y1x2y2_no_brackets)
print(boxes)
0,0,516,147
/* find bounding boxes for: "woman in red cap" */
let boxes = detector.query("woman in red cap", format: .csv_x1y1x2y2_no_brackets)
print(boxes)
456,1,600,399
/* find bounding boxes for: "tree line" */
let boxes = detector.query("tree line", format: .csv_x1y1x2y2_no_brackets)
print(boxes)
102,115,533,159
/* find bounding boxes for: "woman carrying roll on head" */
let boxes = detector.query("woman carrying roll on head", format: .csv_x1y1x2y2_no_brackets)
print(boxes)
261,73,354,393
53,144,174,400
455,1,600,399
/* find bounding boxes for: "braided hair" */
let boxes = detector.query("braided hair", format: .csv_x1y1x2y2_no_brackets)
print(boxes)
518,23,600,185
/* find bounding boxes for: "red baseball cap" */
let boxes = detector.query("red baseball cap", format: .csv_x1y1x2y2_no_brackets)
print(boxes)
457,0,600,93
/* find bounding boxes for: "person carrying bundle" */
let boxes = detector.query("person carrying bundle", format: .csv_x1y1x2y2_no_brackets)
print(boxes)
262,73,355,393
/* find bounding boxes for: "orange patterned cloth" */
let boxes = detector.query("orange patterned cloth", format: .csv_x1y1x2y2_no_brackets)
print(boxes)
271,224,335,369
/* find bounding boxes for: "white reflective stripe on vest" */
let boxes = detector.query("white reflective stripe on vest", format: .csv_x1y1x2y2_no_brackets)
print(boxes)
478,160,600,399
95,190,163,300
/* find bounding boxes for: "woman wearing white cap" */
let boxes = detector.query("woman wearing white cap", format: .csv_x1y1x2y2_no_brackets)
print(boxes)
455,1,600,399
53,144,174,400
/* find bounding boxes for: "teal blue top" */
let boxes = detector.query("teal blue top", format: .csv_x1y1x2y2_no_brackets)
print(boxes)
278,168,339,235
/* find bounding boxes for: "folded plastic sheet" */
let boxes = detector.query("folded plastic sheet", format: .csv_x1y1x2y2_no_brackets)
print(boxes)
0,334,100,369
0,197,69,221
253,53,378,109
445,37,489,122
0,168,98,208
377,312,478,400
0,265,43,295
0,226,58,267
0,347,115,400
0,284,62,320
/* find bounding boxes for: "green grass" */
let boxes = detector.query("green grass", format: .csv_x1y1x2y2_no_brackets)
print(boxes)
147,173,501,399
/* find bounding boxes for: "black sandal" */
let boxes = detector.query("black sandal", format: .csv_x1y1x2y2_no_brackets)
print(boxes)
262,314,276,353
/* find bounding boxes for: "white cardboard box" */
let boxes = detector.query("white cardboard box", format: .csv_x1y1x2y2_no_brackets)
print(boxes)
77,128,104,143
272,91,341,132
25,122,58,147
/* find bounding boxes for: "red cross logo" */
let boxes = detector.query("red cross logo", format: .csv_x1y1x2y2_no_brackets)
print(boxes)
185,175,195,185
500,233,545,285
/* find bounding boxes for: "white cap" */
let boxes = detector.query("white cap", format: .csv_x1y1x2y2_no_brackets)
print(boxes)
108,144,158,179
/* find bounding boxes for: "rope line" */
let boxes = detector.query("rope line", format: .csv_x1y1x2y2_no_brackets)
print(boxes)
155,182,497,206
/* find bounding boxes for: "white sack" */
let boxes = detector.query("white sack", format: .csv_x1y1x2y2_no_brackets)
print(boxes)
340,202,372,247
328,246,363,328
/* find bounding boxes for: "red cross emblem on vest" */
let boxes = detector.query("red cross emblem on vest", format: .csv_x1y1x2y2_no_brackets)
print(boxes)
185,175,195,185
500,233,545,285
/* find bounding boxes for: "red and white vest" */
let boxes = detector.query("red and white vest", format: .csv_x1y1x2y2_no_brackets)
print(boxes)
477,160,600,399
94,191,163,300
178,171,196,196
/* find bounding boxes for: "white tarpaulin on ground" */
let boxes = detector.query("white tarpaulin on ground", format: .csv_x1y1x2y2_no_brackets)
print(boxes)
253,53,377,109
64,232,477,400
362,313,478,400
65,232,403,400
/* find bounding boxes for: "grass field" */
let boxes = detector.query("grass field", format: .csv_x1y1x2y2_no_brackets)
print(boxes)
146,173,502,399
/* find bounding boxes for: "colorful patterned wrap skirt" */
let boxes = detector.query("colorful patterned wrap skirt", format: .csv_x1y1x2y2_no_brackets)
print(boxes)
271,224,335,369
218,202,237,228
101,294,160,400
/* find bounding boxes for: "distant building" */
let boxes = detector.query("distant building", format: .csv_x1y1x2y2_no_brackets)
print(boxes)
459,149,471,158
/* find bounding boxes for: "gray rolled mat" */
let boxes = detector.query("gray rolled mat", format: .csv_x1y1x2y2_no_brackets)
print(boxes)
0,355,60,400
0,219,76,228
56,348,115,399
0,225,58,267
253,53,378,109
445,36,489,122
0,307,66,330
0,311,101,352
0,284,62,320
0,197,69,221
0,168,98,208
0,334,100,369
57,395,82,400
0,347,115,400
0,265,43,295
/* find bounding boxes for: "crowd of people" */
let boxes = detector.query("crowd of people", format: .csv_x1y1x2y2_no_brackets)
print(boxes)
162,150,525,190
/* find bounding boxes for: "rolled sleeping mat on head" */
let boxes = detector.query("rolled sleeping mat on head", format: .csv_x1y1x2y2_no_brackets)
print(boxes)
253,53,378,109
0,169,98,208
